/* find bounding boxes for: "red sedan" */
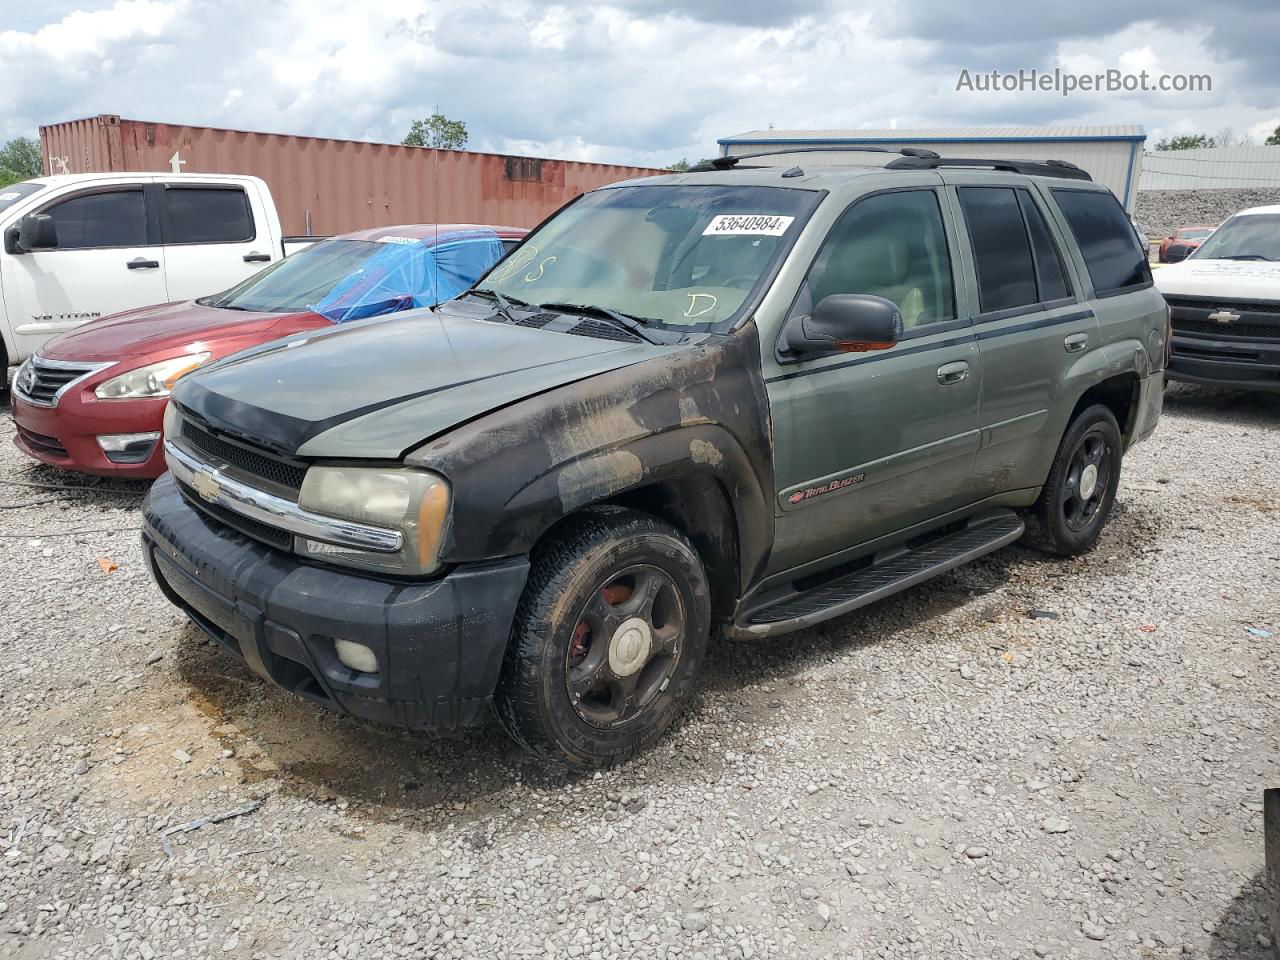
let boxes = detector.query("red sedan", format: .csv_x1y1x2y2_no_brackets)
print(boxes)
1158,224,1215,262
11,224,524,478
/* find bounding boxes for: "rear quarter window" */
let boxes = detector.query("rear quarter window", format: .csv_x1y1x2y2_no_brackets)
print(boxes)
1052,189,1151,296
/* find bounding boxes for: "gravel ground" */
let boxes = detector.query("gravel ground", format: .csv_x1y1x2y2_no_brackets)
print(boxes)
1,382,1277,960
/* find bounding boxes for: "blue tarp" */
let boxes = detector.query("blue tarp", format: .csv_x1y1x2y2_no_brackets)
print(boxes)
312,229,506,323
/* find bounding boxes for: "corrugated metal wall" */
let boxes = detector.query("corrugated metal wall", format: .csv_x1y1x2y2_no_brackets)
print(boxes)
721,135,1145,211
1138,146,1280,191
40,115,665,235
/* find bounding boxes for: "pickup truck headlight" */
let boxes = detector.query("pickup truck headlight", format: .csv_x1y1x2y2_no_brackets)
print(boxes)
296,466,450,576
95,353,212,400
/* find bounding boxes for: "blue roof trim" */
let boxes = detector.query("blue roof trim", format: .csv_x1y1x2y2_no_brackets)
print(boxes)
718,134,1148,145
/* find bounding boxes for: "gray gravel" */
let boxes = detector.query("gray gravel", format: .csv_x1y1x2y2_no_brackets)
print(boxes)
1,381,1278,960
1135,188,1280,238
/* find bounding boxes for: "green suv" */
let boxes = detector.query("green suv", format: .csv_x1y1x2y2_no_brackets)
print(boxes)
142,149,1166,767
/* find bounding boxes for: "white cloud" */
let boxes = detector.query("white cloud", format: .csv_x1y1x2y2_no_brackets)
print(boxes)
1,0,1277,167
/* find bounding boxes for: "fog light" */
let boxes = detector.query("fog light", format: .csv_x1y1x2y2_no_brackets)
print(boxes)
334,639,379,674
96,431,161,452
96,431,161,464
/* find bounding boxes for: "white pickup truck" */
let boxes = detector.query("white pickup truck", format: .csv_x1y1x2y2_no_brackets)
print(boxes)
0,172,315,374
1154,204,1280,393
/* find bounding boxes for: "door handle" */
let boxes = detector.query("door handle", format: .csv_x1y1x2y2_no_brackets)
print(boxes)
243,252,272,263
936,361,969,385
1064,333,1089,353
126,258,160,270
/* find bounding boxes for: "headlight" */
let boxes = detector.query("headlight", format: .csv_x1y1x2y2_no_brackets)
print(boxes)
95,353,211,400
296,466,450,576
162,400,182,441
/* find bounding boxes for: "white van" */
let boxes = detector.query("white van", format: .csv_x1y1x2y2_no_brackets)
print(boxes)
0,173,314,373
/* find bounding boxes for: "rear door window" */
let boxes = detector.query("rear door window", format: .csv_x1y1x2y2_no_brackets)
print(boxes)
41,189,148,249
1052,189,1151,295
1017,191,1071,302
957,187,1038,313
163,187,255,244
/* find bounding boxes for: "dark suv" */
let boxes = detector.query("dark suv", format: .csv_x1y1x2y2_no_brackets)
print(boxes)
142,149,1166,767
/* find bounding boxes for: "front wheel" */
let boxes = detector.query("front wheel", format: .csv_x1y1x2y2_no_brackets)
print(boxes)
494,507,711,768
1022,404,1123,556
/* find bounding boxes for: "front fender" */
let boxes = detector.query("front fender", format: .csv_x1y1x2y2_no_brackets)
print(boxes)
408,324,776,591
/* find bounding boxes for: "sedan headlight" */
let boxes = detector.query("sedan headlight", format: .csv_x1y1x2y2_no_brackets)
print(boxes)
95,353,212,400
296,466,450,576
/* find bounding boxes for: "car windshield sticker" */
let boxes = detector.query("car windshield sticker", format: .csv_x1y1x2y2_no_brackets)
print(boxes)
0,193,19,202
702,215,795,237
376,236,420,245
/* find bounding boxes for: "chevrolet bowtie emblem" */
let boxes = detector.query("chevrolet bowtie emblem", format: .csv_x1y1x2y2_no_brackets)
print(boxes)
1208,310,1240,324
192,470,221,502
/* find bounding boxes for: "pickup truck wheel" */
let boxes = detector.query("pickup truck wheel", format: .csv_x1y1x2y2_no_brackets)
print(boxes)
1023,404,1122,557
495,507,710,769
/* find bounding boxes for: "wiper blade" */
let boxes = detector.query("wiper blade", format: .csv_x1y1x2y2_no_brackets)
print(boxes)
469,288,538,309
537,302,665,344
1218,254,1275,261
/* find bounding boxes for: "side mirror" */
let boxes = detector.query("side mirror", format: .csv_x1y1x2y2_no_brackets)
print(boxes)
1164,244,1191,264
783,294,903,357
16,214,57,252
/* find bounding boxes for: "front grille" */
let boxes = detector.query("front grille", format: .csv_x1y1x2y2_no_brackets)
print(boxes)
15,357,105,407
16,425,69,459
182,421,308,492
176,478,293,550
1172,317,1280,341
1165,296,1280,316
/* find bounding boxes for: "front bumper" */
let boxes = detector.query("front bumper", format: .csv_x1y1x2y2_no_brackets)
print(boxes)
1167,334,1280,393
11,391,168,477
142,474,529,733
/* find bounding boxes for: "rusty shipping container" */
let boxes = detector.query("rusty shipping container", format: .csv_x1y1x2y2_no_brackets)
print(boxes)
40,114,666,235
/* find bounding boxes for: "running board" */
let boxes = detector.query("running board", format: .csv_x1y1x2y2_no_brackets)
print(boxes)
734,509,1024,637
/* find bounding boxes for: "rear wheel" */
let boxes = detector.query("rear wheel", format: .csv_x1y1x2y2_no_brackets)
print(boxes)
1023,404,1122,556
495,508,711,768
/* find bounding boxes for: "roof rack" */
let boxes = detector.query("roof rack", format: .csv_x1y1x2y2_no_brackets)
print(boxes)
687,148,1092,182
689,146,941,171
884,156,1092,180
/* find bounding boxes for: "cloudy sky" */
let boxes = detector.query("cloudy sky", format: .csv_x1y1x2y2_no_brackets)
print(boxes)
2,0,1277,167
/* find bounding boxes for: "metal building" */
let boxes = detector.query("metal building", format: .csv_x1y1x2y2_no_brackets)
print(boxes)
718,126,1147,211
1138,146,1280,191
39,115,664,236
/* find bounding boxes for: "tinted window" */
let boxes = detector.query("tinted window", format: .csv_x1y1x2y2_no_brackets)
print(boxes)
958,187,1037,313
804,190,955,330
43,190,146,249
1017,191,1071,302
164,187,254,244
1052,189,1150,294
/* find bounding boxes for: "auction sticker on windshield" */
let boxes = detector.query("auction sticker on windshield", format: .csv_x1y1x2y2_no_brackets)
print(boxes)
703,215,795,237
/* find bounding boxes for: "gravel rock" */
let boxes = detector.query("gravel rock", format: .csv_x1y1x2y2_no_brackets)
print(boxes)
1,382,1277,960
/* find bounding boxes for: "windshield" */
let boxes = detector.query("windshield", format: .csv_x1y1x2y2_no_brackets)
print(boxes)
0,181,45,214
474,184,822,329
201,231,506,320
1191,214,1280,261
1179,228,1212,240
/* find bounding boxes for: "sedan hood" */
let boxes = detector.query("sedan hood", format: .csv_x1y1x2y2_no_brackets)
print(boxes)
174,303,686,459
1154,259,1280,298
39,300,289,362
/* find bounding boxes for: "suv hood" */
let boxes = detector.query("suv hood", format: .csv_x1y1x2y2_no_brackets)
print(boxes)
1154,259,1280,299
39,300,288,362
175,305,686,459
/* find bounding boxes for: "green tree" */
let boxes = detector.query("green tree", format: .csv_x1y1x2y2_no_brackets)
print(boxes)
667,158,691,172
402,114,468,150
0,136,42,187
1265,125,1280,146
1154,133,1216,151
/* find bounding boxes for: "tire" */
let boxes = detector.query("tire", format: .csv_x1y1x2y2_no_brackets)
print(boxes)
1022,404,1123,557
494,507,711,769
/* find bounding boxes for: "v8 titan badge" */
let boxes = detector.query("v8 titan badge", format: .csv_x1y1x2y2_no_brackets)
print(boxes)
192,470,222,502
